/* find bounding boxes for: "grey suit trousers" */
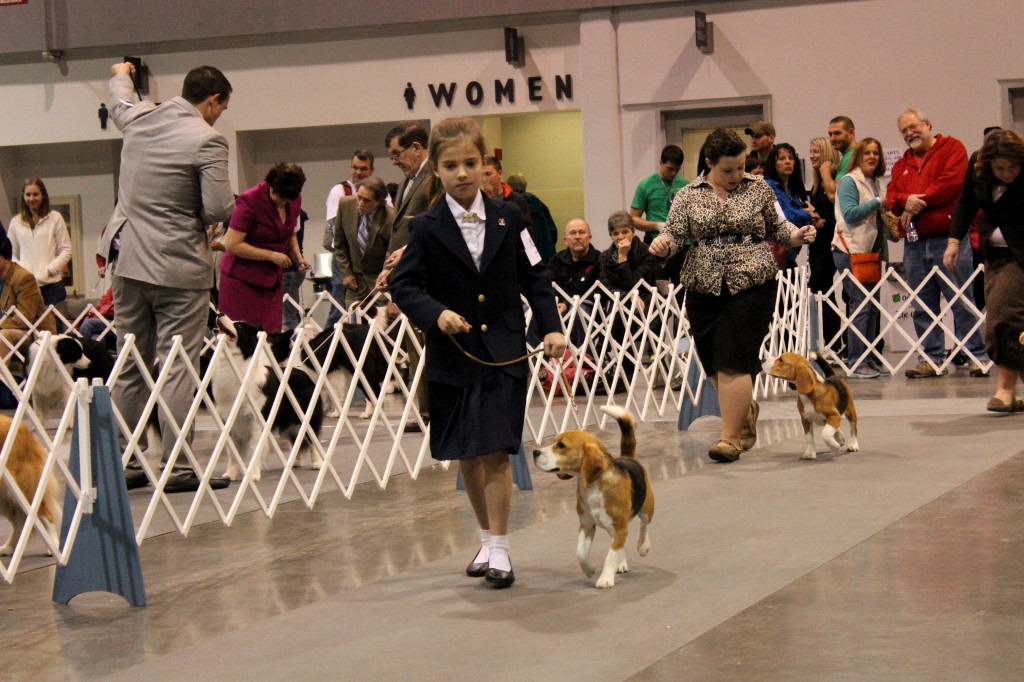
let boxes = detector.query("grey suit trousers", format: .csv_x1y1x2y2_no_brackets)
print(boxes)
112,274,210,468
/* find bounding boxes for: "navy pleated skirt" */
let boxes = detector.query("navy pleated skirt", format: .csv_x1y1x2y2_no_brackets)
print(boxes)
427,367,527,461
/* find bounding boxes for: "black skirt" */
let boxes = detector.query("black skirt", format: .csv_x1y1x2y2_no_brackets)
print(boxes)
427,368,527,461
685,277,778,376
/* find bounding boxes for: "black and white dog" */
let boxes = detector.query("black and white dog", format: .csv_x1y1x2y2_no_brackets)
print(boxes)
23,334,113,420
211,316,324,481
301,312,389,420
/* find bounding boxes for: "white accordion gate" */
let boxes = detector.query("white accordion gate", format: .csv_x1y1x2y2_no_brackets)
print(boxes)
0,264,989,582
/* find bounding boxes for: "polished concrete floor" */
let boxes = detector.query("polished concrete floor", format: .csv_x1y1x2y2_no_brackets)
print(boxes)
3,369,1024,680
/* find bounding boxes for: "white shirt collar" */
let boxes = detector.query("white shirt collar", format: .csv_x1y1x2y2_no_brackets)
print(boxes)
446,191,487,224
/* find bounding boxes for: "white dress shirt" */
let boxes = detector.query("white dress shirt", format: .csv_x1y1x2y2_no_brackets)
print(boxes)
446,192,487,270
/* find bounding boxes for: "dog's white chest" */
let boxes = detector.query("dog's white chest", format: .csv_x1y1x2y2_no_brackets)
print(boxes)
580,484,614,530
798,394,826,425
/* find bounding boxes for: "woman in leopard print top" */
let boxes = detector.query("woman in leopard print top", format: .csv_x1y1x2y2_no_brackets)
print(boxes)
651,128,816,464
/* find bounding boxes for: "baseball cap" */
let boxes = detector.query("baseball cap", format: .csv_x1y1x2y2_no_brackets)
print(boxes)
745,121,776,137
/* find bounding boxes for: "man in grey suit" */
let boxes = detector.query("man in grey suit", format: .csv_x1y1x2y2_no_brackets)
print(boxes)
334,176,395,308
101,62,235,493
378,121,432,431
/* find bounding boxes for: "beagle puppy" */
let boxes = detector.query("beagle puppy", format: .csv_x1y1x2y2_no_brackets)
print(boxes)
764,352,859,460
532,405,654,589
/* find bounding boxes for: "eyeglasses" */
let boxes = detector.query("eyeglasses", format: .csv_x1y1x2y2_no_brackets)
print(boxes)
389,146,407,161
899,122,925,136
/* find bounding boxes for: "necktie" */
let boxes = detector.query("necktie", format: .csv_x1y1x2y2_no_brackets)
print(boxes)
357,213,369,255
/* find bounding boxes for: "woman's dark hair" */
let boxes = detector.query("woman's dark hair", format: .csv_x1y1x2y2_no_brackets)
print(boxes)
975,129,1024,193
763,143,807,199
181,65,232,105
696,143,710,177
265,162,306,201
702,128,747,166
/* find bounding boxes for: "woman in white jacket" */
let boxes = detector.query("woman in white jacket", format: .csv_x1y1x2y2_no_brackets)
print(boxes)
832,138,887,378
8,177,72,307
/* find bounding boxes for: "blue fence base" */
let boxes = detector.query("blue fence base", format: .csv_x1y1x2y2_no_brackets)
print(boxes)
53,385,146,607
677,360,722,431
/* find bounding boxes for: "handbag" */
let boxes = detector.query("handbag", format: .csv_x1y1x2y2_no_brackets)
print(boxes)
837,232,881,284
881,212,901,242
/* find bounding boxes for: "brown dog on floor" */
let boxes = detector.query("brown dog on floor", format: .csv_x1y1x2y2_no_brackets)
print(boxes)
0,414,62,556
764,352,859,459
532,405,654,588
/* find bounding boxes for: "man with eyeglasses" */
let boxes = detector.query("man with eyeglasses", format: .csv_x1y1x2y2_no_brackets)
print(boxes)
886,108,989,379
380,122,430,278
378,121,431,432
745,121,776,165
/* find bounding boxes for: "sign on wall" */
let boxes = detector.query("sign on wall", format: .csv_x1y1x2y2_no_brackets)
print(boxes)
404,74,574,110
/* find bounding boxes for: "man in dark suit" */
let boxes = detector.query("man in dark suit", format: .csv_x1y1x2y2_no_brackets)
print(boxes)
334,177,395,308
378,121,433,430
100,62,235,493
381,121,432,278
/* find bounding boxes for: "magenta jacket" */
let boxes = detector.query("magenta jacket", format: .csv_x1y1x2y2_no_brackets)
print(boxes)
221,182,301,288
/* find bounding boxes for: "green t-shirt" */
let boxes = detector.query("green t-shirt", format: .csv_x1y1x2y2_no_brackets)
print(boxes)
631,173,689,238
836,149,854,180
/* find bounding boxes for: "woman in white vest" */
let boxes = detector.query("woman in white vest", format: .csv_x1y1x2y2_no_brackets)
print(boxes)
7,177,72,308
833,138,887,379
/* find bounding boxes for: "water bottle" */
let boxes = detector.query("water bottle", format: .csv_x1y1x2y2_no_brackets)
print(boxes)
906,218,919,243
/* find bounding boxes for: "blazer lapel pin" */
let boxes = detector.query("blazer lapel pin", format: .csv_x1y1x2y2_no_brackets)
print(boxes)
498,218,506,227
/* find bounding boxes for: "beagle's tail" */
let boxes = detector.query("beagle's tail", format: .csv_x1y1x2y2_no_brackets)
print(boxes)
599,405,637,459
809,351,837,380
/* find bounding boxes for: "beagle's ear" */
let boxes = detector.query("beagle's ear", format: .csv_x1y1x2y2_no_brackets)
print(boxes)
580,440,608,485
794,363,814,394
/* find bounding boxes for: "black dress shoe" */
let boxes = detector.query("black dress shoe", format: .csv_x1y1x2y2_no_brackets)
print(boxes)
484,565,515,588
124,467,150,490
466,553,489,577
162,471,231,494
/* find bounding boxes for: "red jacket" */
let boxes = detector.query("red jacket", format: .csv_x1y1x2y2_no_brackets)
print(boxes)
886,134,968,239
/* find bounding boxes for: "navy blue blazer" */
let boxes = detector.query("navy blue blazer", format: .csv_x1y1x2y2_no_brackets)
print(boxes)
390,194,562,386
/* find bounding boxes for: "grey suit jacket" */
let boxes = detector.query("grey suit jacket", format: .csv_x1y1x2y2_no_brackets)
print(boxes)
100,73,235,290
333,196,394,302
387,167,431,257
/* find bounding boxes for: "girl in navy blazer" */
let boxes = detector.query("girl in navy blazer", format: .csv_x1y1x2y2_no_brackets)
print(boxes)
391,118,565,588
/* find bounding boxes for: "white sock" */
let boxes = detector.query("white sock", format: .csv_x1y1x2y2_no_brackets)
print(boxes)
489,534,511,572
472,530,491,564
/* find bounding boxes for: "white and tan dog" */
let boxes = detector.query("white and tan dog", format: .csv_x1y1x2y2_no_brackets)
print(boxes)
764,351,859,459
533,405,654,588
0,414,62,556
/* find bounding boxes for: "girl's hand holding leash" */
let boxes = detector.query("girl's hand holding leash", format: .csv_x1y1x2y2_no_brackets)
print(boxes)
438,310,472,335
543,331,567,359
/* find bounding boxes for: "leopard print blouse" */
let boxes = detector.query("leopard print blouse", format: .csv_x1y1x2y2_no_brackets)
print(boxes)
662,173,796,296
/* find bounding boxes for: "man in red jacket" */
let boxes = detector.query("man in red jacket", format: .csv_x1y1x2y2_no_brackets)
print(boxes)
887,108,989,379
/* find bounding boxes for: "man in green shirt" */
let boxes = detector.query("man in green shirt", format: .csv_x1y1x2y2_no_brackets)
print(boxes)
829,115,857,180
630,144,688,244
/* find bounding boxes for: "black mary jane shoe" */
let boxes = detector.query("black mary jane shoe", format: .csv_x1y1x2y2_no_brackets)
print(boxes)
484,565,515,588
466,556,489,577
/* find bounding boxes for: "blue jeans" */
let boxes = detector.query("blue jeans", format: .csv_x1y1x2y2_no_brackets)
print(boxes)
325,259,345,328
39,281,66,307
903,237,987,362
833,250,880,370
282,269,306,331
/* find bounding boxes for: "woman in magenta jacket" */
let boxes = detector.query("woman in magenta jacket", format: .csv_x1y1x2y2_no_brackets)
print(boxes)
219,163,311,331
